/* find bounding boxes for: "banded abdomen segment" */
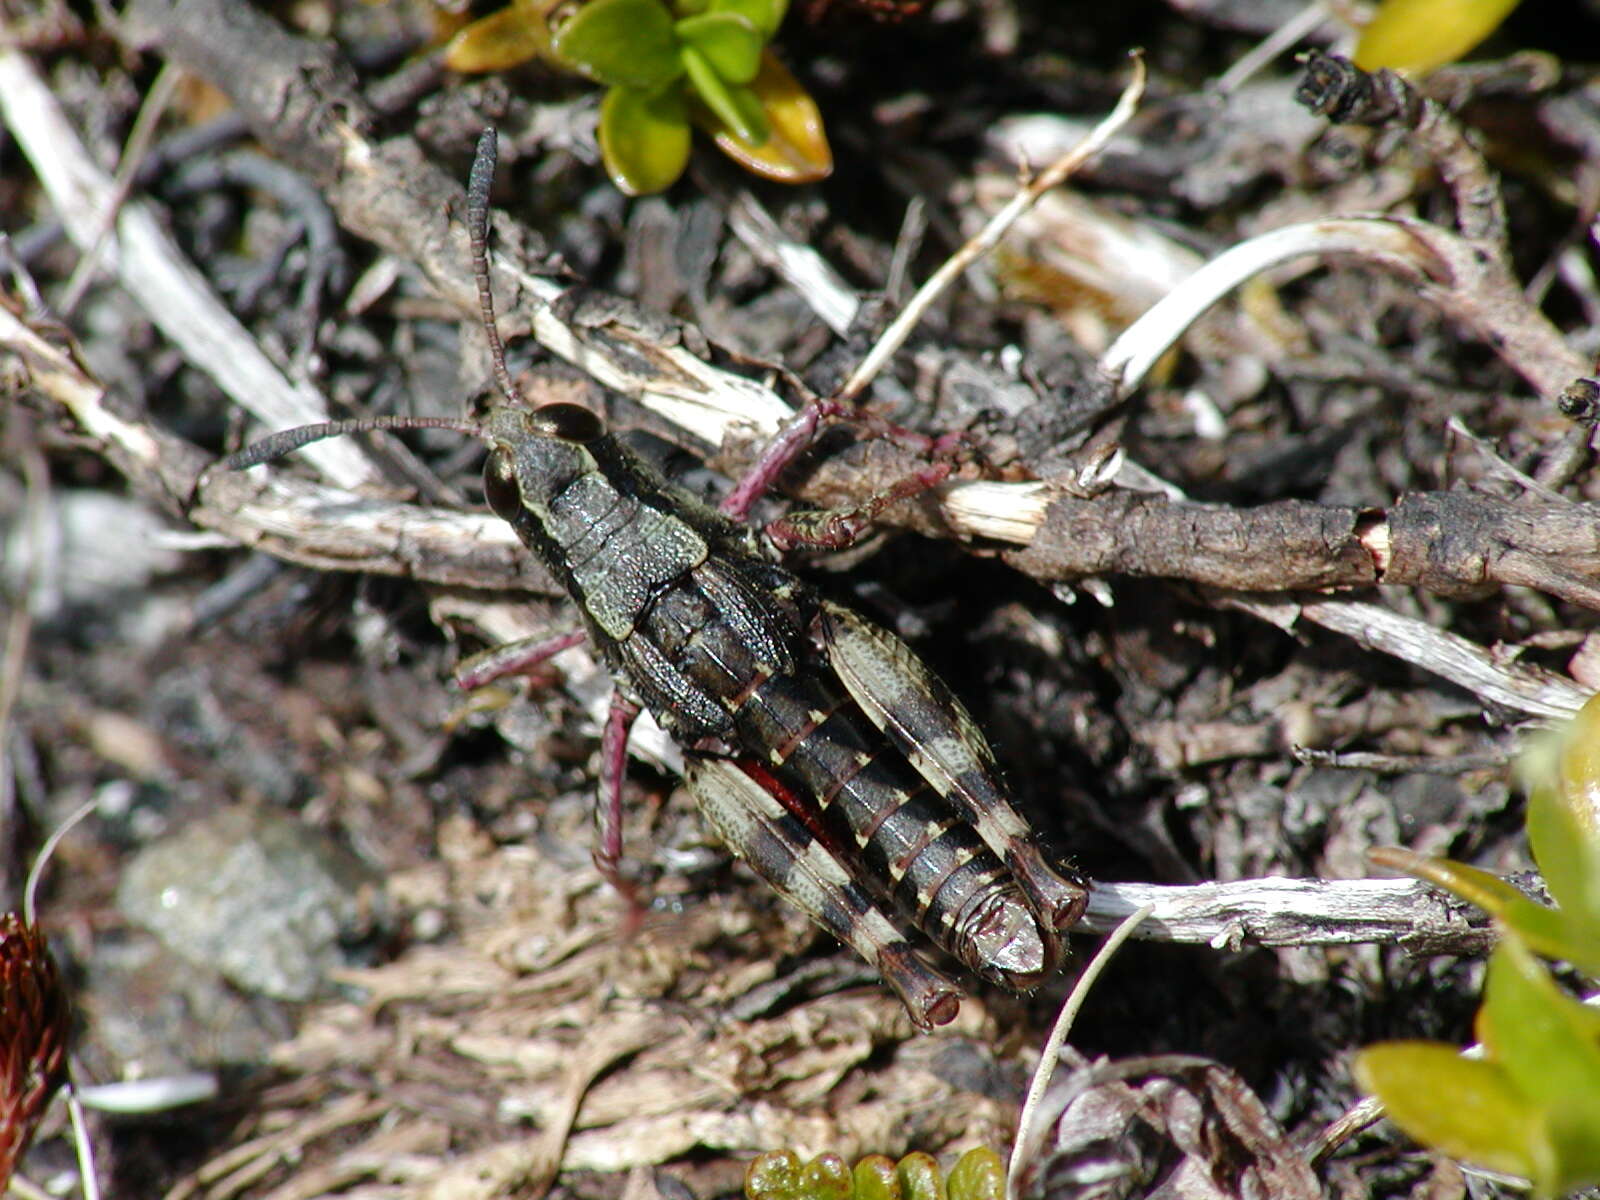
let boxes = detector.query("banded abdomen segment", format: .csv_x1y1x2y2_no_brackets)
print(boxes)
730,659,1056,990
684,756,962,1030
818,602,1089,935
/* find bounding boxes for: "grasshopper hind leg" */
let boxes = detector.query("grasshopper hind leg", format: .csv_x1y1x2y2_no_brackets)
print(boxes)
594,693,645,913
455,627,588,690
685,756,963,1029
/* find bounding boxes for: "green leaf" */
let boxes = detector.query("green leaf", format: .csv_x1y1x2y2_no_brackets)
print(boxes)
1354,1041,1548,1185
1517,691,1600,972
1557,691,1600,844
1478,940,1600,1194
1368,846,1600,973
675,12,764,85
695,50,830,184
708,0,787,39
1528,780,1600,941
945,1149,1004,1200
852,1156,900,1200
1353,0,1522,74
744,1151,800,1200
597,84,691,195
444,3,553,72
553,0,682,89
682,46,768,145
1480,941,1600,1110
1520,911,1600,978
800,1154,852,1200
895,1153,943,1200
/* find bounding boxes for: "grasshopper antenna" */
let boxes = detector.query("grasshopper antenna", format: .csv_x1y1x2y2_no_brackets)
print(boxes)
217,415,478,472
216,132,523,475
467,128,525,408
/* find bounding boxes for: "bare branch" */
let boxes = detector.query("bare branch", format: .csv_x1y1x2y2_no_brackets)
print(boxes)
0,45,379,490
1082,876,1491,957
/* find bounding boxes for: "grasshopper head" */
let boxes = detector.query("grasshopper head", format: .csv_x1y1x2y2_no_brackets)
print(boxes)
480,401,606,522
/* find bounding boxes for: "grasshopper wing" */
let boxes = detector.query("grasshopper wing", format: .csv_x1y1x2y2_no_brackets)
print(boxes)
817,601,1087,932
685,755,963,1028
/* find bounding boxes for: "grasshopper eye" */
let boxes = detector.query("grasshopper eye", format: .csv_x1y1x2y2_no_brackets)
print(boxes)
534,402,604,443
483,450,522,520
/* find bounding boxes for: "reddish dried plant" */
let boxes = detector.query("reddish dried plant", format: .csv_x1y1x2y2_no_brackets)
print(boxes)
0,913,70,1188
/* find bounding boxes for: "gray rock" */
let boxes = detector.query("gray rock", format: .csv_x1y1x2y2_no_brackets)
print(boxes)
117,806,382,1002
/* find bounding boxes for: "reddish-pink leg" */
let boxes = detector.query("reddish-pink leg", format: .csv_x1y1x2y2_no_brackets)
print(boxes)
723,391,964,554
455,628,587,690
456,631,645,910
764,460,953,551
721,400,837,521
595,692,643,912
721,397,966,523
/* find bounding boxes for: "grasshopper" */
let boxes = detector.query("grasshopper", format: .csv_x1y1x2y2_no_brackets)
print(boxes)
220,131,1087,1028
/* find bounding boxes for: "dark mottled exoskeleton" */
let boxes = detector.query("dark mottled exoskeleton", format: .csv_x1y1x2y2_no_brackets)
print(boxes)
220,131,1087,1028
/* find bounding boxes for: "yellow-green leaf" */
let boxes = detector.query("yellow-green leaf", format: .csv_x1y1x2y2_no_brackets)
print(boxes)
1355,1041,1549,1185
598,84,691,194
895,1153,942,1200
676,11,764,84
444,3,553,72
696,50,830,184
1527,780,1600,945
745,1151,803,1200
1353,0,1522,75
1479,941,1600,1110
683,46,767,145
1557,689,1600,841
709,0,787,40
852,1156,900,1200
1367,846,1600,970
800,1154,852,1200
554,0,682,88
945,1149,1005,1200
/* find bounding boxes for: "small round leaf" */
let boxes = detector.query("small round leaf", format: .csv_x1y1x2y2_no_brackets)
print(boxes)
553,0,682,89
675,12,764,84
895,1154,942,1200
695,51,830,184
708,0,787,39
682,46,768,145
799,1155,853,1200
444,3,553,72
745,1151,803,1200
598,84,692,195
852,1156,900,1200
946,1148,1005,1200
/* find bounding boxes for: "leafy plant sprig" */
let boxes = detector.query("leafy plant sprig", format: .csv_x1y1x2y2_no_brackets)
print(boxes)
1357,692,1600,1197
446,0,831,194
745,1147,1005,1200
